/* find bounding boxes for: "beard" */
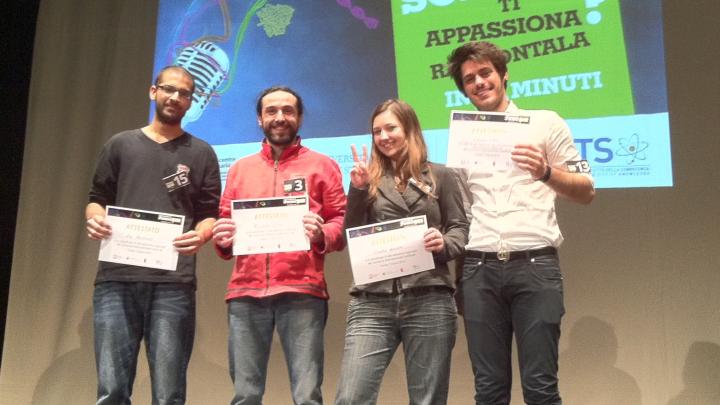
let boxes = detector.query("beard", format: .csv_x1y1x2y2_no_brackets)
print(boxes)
155,101,185,125
262,121,298,146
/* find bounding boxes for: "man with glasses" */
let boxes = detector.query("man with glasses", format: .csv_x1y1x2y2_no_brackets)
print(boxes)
85,65,221,404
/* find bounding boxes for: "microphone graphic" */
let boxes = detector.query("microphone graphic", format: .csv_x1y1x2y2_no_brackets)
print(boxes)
174,41,230,125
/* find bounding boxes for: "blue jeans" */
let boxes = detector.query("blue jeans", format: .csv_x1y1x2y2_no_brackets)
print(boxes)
93,281,196,405
334,288,457,405
461,252,564,405
227,293,328,405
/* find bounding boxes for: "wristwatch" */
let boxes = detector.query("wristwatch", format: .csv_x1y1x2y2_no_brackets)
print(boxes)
539,165,552,183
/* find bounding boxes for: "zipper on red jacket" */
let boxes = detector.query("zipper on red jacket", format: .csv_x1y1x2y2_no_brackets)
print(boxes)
265,159,280,294
272,158,279,194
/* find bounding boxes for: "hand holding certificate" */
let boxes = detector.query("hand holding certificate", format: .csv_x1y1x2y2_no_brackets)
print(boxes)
346,215,436,285
98,206,185,271
231,196,310,255
447,110,531,172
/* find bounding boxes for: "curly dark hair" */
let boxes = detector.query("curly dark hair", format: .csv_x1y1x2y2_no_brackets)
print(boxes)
447,41,508,94
255,86,304,116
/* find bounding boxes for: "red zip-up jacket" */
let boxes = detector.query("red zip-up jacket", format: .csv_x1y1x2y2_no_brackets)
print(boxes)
216,140,347,300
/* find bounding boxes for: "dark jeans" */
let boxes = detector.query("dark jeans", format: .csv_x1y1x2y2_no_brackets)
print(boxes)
93,281,196,405
461,252,564,405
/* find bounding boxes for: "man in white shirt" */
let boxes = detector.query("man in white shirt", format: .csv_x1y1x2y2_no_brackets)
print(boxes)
448,41,594,405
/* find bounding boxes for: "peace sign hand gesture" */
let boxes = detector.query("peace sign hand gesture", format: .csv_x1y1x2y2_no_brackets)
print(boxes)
350,144,370,189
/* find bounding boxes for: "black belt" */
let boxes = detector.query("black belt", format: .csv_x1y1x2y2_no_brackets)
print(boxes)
351,285,453,298
465,246,557,262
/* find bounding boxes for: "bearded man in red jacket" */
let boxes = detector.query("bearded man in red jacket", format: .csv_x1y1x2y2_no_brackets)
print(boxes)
212,86,347,405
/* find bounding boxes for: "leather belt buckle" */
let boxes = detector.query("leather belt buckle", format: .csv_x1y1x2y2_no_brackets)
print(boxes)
497,249,510,262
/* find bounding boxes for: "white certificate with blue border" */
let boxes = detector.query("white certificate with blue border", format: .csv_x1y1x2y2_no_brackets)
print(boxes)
346,215,435,285
98,206,185,271
231,195,310,255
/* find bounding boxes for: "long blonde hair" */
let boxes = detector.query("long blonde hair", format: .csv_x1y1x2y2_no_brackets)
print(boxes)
367,99,435,200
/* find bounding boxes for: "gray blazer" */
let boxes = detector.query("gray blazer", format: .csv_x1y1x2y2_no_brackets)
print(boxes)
344,162,469,294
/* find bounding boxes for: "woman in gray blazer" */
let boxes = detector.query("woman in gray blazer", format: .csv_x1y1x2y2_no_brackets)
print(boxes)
334,99,469,405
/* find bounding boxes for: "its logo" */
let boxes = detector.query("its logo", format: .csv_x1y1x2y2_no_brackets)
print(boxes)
615,133,649,165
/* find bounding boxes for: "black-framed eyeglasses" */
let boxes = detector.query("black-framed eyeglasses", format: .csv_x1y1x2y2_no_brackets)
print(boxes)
156,84,194,100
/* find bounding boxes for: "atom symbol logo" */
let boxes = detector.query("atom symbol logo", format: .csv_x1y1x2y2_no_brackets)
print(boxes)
616,133,649,164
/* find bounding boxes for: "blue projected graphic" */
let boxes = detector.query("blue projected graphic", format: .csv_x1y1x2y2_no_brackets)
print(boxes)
153,0,396,146
152,0,672,189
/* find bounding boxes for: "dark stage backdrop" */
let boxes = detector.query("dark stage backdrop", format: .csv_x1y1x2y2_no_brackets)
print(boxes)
0,0,40,365
1,1,718,404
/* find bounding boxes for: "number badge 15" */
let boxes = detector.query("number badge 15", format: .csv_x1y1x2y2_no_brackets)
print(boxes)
163,170,190,192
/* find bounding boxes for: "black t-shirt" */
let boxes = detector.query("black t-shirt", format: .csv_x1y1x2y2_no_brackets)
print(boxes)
88,129,221,285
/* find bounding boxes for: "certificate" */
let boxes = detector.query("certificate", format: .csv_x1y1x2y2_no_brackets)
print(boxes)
231,195,310,255
446,110,531,171
98,206,185,271
346,215,435,285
